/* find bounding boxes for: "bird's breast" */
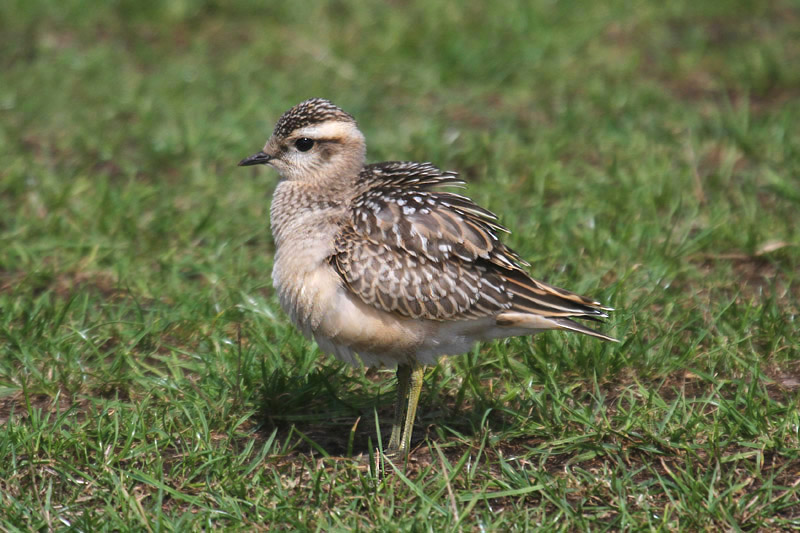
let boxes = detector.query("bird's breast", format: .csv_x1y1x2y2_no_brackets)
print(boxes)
272,241,429,361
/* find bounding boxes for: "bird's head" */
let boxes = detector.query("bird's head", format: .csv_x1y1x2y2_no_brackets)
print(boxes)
239,98,366,184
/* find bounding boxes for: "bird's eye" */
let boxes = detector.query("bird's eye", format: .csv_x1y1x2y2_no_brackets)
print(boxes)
295,138,314,152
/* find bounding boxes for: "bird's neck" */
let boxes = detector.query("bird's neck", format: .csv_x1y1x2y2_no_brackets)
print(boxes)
269,180,348,251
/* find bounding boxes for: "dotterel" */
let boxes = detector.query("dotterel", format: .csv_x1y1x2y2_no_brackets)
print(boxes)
239,98,617,456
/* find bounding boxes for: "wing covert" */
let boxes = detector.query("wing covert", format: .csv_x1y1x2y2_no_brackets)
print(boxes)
330,229,510,321
350,162,526,270
329,161,611,324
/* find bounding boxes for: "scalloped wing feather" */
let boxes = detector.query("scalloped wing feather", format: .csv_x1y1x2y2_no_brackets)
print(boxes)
330,161,614,337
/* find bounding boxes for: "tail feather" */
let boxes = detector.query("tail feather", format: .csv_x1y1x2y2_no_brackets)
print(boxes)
503,270,611,319
496,312,619,342
551,317,619,342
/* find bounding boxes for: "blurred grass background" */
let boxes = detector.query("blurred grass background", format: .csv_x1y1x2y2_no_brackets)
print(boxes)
1,0,799,530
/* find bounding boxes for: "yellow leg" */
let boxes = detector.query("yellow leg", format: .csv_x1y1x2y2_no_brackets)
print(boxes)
387,364,411,452
386,363,424,456
400,364,425,454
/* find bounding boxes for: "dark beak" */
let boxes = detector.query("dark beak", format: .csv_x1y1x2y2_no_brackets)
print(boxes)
238,151,272,167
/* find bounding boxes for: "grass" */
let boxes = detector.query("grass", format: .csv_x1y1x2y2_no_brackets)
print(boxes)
1,0,799,530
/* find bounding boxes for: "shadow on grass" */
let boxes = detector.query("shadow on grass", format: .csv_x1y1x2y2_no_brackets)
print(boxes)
255,365,516,457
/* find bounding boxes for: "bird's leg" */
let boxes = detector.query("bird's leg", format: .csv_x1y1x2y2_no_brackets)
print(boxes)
387,364,411,452
398,364,425,455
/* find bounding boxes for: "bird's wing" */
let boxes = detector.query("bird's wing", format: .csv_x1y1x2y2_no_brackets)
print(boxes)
329,162,613,334
330,227,510,320
346,161,526,270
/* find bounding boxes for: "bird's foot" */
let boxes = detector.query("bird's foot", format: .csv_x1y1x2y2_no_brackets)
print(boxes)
372,444,408,475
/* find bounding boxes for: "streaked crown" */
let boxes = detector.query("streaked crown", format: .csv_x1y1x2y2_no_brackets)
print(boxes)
272,98,356,139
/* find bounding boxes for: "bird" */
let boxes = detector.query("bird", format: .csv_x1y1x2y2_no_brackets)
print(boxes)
239,98,617,457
